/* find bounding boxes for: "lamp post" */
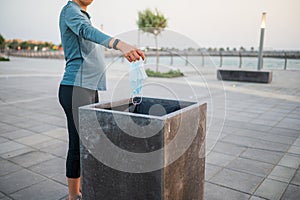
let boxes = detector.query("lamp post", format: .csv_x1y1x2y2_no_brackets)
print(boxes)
257,12,266,70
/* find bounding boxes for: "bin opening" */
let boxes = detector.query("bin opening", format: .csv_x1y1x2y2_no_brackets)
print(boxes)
101,97,194,117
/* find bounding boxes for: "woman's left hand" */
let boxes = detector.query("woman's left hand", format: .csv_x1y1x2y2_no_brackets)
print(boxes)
113,40,145,62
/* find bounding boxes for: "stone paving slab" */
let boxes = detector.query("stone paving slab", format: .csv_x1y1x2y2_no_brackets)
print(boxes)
0,122,19,134
0,160,22,176
29,157,66,180
268,166,296,183
205,164,222,181
239,148,284,165
1,57,300,199
0,196,13,200
27,124,63,134
278,154,300,169
0,137,9,144
9,180,67,200
221,134,290,152
0,146,35,160
204,182,250,200
226,157,274,178
254,178,288,200
1,129,36,140
267,127,299,138
288,145,300,155
209,141,247,156
0,141,27,155
51,173,68,186
281,184,300,200
39,141,67,158
293,138,300,146
14,134,53,146
291,169,300,186
209,168,264,194
228,128,296,145
0,169,45,194
8,151,55,168
0,191,5,198
41,128,68,140
206,151,236,167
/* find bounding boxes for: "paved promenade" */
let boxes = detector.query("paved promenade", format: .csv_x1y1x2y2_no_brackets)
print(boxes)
0,57,299,200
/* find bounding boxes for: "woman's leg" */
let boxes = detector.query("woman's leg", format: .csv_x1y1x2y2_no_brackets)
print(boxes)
59,85,98,199
67,178,81,199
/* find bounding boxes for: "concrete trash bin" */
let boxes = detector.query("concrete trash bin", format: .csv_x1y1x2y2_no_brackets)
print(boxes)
79,97,206,200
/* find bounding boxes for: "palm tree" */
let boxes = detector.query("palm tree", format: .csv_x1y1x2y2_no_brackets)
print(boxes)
137,8,167,72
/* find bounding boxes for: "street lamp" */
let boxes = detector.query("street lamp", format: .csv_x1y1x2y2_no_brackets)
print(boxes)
257,12,266,70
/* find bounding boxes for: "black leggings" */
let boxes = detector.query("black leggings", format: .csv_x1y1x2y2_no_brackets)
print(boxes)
58,85,99,178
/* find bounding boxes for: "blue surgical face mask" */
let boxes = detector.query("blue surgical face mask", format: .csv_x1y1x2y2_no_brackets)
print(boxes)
129,59,147,104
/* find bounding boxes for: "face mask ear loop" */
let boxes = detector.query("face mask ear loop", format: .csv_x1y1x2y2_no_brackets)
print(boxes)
131,93,143,105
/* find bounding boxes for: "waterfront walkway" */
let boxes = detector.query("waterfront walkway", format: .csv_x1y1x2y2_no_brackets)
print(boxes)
0,57,299,200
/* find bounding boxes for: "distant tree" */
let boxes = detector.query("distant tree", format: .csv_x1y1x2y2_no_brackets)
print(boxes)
239,46,246,51
20,41,30,50
8,40,19,50
188,47,195,52
44,42,52,47
233,47,237,51
219,47,225,51
226,47,230,51
29,43,36,50
0,34,5,49
137,8,167,72
250,47,255,51
37,43,45,51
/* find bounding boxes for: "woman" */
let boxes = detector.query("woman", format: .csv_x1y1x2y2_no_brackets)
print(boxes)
58,0,145,199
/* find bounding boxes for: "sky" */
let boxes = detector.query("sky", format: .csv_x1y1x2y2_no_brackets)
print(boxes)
1,0,300,50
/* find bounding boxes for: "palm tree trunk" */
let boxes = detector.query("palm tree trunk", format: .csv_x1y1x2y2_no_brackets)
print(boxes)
155,35,159,72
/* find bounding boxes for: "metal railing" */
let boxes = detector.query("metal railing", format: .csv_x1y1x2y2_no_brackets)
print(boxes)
3,49,300,70
4,50,64,59
105,49,300,70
